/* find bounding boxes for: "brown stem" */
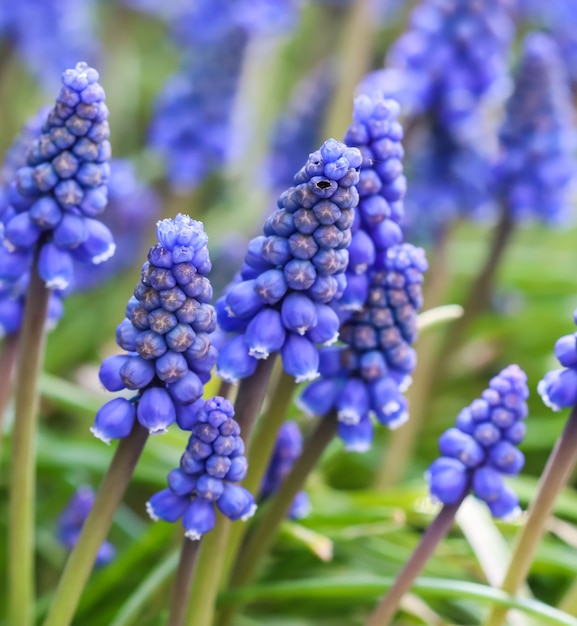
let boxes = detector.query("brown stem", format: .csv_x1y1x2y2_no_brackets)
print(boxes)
167,538,202,626
366,497,465,626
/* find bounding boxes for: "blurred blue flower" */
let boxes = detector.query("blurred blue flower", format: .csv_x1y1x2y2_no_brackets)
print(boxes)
495,33,576,225
57,486,115,567
261,421,310,519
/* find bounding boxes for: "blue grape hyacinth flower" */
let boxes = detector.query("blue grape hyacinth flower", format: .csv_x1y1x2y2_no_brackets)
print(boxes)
0,62,113,292
427,365,529,519
260,421,310,519
538,310,577,411
146,397,256,540
57,486,115,567
385,0,514,131
298,243,427,450
92,214,218,443
216,139,362,384
495,33,576,225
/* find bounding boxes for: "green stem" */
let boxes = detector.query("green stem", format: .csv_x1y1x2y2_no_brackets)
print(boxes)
483,405,577,626
0,334,19,465
366,497,465,626
184,356,278,626
43,423,149,626
9,266,50,626
222,372,296,583
322,0,376,139
185,514,233,626
220,412,338,626
167,539,202,626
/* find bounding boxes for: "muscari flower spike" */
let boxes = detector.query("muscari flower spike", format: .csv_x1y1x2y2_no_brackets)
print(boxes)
0,107,65,336
260,421,310,519
57,486,115,566
495,32,576,225
146,397,256,540
295,92,427,451
298,243,427,450
537,310,577,411
92,213,218,443
0,61,113,292
216,139,362,384
427,365,528,519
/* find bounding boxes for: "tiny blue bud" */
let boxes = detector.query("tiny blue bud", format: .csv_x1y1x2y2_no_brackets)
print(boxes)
183,498,216,540
137,387,176,435
91,398,136,444
147,489,189,523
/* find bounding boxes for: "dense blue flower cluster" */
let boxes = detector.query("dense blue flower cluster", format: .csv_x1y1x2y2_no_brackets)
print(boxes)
147,397,255,540
340,94,407,310
57,486,115,567
73,159,160,291
386,0,514,130
428,365,528,519
268,59,337,191
299,243,427,450
261,421,310,519
0,62,113,292
0,108,64,336
0,0,99,91
538,310,577,411
519,0,577,87
494,33,576,225
216,139,362,384
150,0,301,190
297,94,427,450
92,214,217,442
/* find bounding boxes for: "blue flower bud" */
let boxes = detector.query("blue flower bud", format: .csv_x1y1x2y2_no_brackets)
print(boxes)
296,378,340,417
196,475,224,501
427,457,469,505
217,483,256,521
338,416,374,452
336,378,369,425
555,334,577,368
225,456,248,482
91,398,136,444
281,333,319,382
487,485,520,520
244,308,286,359
438,428,485,468
538,368,577,410
147,489,190,523
472,467,504,503
137,387,176,434
119,356,156,390
217,335,258,383
38,242,73,289
98,355,129,392
167,468,198,495
155,350,189,383
53,213,88,249
489,441,525,475
281,293,317,335
4,213,41,249
183,498,216,540
225,280,264,318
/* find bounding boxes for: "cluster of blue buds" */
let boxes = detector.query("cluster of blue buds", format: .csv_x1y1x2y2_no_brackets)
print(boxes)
538,310,577,410
386,0,514,131
427,365,528,519
340,94,407,310
296,94,427,451
92,214,217,442
216,139,362,384
0,62,113,292
0,108,65,336
57,486,115,567
495,33,576,225
299,243,427,451
73,158,160,291
261,422,310,519
147,397,255,540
